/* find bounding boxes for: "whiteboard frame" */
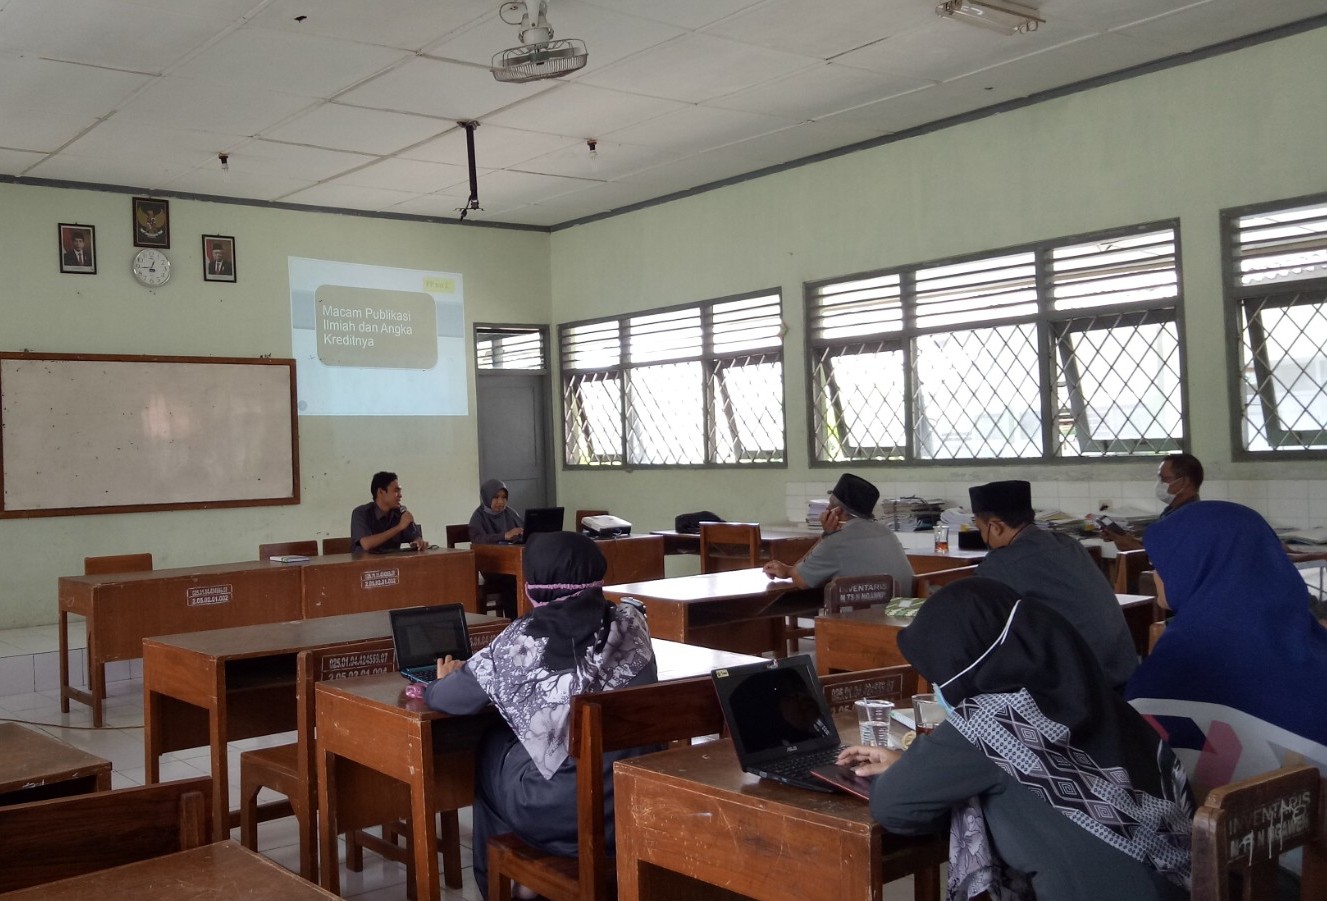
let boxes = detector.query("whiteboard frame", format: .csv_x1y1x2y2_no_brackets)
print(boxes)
0,353,300,518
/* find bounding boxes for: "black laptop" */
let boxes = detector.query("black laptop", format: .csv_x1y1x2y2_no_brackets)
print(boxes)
389,603,472,684
511,506,565,544
711,654,844,793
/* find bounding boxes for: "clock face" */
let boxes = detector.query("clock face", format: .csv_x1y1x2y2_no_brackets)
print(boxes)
132,248,171,286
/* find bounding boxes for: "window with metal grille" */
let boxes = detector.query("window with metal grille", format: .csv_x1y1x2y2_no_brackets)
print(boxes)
560,291,784,467
1225,195,1327,454
476,326,547,371
808,222,1184,463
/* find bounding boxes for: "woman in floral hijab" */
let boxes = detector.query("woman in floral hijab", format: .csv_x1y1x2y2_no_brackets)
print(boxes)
425,531,655,898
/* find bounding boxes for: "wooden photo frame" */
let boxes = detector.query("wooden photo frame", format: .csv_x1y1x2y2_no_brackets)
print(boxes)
132,197,170,248
202,235,237,283
58,224,96,274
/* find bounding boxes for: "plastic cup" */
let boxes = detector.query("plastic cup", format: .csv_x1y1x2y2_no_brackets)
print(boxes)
933,525,950,553
854,698,895,748
912,693,946,736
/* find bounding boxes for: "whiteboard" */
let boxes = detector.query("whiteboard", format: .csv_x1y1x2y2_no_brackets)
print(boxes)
1,354,299,517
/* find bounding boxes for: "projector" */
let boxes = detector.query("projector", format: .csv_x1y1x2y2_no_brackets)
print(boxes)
582,514,631,539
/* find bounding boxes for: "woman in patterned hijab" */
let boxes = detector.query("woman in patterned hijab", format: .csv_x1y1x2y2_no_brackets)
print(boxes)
840,577,1192,901
425,531,655,899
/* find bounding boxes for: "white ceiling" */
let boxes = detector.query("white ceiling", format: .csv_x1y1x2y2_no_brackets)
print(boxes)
1,0,1324,229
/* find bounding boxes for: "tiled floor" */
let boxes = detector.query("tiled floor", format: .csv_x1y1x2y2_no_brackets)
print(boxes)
0,625,919,901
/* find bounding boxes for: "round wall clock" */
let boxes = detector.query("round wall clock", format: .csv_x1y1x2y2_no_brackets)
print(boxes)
132,248,171,287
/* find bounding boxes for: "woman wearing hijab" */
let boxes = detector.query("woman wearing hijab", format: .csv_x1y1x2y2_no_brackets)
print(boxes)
469,479,524,617
839,578,1192,901
425,532,656,899
1127,501,1327,797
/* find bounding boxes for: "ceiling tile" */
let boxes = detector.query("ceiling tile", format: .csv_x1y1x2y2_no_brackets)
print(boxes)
835,19,1068,83
958,31,1176,100
517,140,677,180
577,0,765,31
0,148,48,176
62,121,247,166
247,0,494,52
382,190,477,219
26,152,201,190
474,168,599,207
164,167,318,202
1110,0,1327,52
1045,0,1216,31
614,144,778,194
210,139,375,182
483,83,687,138
703,0,934,58
709,62,933,120
331,157,472,193
173,28,409,98
0,0,229,73
112,77,317,135
0,109,96,153
815,79,1000,135
723,120,890,164
261,104,450,156
0,55,152,119
278,182,421,211
401,124,578,170
576,33,820,103
604,106,797,155
335,57,557,120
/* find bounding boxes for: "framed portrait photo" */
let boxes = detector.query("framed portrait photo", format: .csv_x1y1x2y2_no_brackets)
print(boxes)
58,223,97,274
202,235,237,283
132,197,170,248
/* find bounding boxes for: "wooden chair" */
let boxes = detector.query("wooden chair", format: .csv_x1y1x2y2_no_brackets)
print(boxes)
445,523,471,548
322,536,353,555
1148,620,1166,653
820,664,919,714
239,639,396,881
1191,764,1327,901
0,776,211,893
1113,547,1151,594
258,540,318,560
912,564,977,597
574,509,609,533
83,552,152,575
698,522,760,574
487,676,727,901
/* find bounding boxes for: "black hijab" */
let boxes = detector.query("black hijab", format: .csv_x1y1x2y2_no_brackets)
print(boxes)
522,531,612,670
899,578,1192,884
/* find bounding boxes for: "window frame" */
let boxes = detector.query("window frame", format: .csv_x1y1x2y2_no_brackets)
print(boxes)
559,289,787,470
1222,191,1327,460
804,219,1188,467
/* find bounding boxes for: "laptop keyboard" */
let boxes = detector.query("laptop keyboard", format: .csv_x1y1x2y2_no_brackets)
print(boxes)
401,666,435,684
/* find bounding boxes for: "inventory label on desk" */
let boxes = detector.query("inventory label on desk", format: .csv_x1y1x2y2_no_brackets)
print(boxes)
321,650,394,680
187,585,232,607
362,568,399,589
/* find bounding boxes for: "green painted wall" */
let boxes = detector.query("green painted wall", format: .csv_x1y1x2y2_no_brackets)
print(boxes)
548,26,1327,532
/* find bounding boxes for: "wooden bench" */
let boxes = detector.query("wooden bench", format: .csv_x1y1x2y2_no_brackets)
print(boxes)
0,776,212,893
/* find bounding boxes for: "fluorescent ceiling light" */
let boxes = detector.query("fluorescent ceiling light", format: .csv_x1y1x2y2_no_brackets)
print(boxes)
936,0,1044,35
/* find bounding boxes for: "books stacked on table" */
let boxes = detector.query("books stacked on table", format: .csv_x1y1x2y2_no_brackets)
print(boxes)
880,497,946,532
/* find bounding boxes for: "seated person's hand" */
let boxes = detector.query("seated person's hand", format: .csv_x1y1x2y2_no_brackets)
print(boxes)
504,527,524,541
411,538,429,551
819,505,846,534
763,560,791,580
836,743,901,776
435,655,466,679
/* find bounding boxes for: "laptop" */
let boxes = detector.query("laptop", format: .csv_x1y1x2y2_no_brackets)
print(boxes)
389,603,472,684
711,654,844,793
511,506,565,544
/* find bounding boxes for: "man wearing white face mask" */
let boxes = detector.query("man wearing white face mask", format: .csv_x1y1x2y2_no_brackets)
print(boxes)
1155,453,1202,519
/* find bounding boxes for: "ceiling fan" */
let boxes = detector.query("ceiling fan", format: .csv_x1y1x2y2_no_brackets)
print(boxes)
490,0,588,83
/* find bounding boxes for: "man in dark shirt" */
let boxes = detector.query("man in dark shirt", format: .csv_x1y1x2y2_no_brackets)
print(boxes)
1156,453,1202,519
969,479,1138,691
350,471,425,553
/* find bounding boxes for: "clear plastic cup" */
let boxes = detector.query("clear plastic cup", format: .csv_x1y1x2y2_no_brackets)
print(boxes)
855,698,895,748
912,693,946,736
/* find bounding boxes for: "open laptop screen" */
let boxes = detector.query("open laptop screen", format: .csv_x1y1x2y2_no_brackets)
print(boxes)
389,603,472,672
522,506,565,537
712,655,840,765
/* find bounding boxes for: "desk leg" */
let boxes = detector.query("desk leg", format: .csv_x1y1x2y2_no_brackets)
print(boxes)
58,609,71,714
144,687,162,783
210,687,230,839
317,745,341,895
412,726,445,899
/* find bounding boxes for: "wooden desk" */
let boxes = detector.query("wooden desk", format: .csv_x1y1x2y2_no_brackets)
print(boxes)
60,560,305,726
142,609,504,839
0,840,340,900
816,593,1160,676
315,639,764,901
904,548,986,573
300,549,477,617
652,527,818,564
603,568,822,656
0,723,111,806
474,536,667,617
59,549,477,726
614,732,946,901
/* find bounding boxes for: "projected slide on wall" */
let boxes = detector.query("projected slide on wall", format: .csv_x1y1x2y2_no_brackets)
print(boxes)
289,257,467,416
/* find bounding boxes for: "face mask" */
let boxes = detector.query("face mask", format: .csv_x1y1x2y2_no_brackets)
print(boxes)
934,687,954,716
1154,480,1174,505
